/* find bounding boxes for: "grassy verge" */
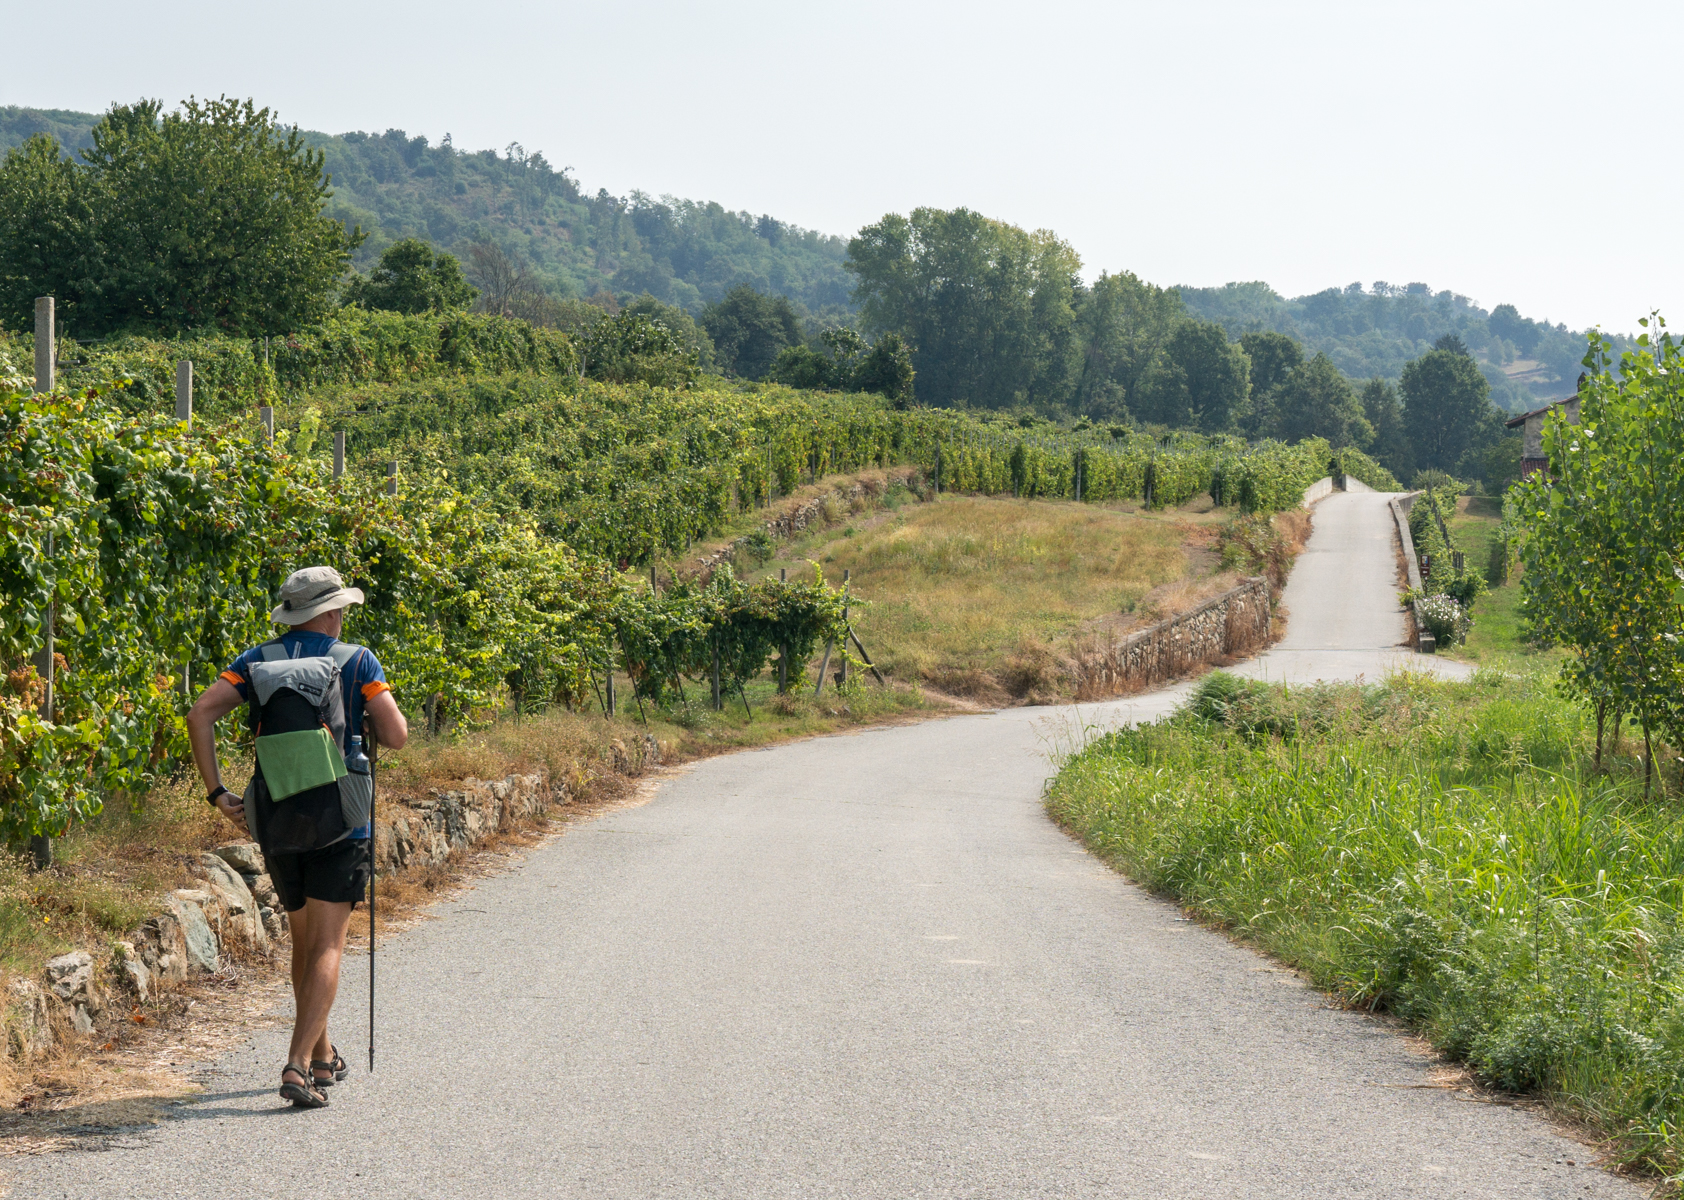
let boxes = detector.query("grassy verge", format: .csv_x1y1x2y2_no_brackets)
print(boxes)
1047,667,1684,1181
735,488,1241,704
1445,495,1541,664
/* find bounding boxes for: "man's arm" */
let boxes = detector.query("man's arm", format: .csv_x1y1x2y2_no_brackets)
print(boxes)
364,689,408,751
187,679,248,831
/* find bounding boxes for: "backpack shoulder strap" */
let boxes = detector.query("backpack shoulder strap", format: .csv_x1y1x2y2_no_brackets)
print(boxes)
259,640,290,663
328,642,364,669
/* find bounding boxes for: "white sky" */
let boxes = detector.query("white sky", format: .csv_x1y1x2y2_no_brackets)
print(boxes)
4,0,1675,332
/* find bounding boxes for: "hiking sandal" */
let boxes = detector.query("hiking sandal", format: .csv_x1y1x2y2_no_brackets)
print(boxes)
280,1063,329,1108
311,1046,348,1086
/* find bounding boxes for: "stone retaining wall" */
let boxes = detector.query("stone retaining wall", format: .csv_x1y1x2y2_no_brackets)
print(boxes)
693,468,924,581
1390,492,1431,652
2,740,659,1064
1071,576,1271,700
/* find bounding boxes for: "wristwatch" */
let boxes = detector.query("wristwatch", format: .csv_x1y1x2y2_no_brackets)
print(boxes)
207,785,234,808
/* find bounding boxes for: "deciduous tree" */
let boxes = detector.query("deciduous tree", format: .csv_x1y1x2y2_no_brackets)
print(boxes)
345,238,475,314
702,285,802,379
0,97,363,335
1400,347,1497,473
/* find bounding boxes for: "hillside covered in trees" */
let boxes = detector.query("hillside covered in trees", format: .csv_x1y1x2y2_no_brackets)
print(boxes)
1178,280,1593,414
0,105,853,322
1,103,1592,410
1,100,1606,489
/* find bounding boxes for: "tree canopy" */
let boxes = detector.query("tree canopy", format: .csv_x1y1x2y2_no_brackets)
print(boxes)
847,207,1080,410
703,285,802,379
1132,320,1251,432
344,237,475,314
0,98,361,336
1400,347,1499,474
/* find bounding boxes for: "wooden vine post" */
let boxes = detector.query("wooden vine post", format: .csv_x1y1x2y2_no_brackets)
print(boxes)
30,299,55,869
30,531,55,871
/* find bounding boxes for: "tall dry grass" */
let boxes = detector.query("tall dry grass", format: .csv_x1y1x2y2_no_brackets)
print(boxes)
768,494,1214,703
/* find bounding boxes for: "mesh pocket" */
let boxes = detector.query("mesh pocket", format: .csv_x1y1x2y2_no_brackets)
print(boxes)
337,771,373,830
255,728,346,801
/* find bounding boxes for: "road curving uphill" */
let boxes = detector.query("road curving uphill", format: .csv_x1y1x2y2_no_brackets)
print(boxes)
12,490,1629,1199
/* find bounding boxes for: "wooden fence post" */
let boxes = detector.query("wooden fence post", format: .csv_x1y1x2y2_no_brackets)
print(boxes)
33,297,53,394
333,431,346,480
175,360,193,426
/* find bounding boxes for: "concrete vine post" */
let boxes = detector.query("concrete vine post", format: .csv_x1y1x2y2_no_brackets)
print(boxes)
386,460,399,496
333,431,346,480
259,406,274,443
175,360,193,426
778,568,788,693
33,296,54,393
838,569,850,687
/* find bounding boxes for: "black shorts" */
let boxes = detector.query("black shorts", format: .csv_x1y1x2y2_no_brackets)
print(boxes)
269,838,371,913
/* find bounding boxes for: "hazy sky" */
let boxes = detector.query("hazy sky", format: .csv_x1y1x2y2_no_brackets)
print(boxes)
5,0,1676,331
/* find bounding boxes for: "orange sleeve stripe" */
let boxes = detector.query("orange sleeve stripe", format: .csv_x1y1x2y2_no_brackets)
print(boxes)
220,670,246,687
361,680,392,701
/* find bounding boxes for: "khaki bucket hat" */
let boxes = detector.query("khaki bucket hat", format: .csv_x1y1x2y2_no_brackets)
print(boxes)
269,565,366,625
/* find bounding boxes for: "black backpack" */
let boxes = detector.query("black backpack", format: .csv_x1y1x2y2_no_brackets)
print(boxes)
243,640,374,856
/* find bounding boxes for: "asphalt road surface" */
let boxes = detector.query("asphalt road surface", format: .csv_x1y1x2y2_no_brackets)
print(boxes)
14,492,1631,1198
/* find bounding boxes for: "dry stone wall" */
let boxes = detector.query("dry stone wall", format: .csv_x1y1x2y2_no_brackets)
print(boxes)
1,739,660,1065
1072,577,1271,700
694,469,924,581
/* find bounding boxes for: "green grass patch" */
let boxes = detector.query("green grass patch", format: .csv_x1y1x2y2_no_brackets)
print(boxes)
1048,668,1684,1178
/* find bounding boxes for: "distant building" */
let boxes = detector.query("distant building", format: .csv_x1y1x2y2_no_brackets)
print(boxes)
1505,395,1581,480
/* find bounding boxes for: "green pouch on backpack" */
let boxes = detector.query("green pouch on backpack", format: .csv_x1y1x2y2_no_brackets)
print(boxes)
255,728,347,802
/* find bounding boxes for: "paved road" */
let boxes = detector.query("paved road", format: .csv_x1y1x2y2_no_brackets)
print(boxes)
14,492,1619,1198
1233,487,1472,685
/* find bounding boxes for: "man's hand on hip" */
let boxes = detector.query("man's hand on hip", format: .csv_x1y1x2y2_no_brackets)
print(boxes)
214,790,250,834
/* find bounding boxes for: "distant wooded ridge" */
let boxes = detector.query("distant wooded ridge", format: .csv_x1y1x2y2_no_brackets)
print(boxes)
1,103,1591,413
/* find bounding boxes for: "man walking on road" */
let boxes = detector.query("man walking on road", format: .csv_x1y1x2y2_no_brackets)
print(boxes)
186,566,408,1108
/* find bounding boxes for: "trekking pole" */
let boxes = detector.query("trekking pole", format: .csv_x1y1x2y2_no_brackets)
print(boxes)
364,716,378,1073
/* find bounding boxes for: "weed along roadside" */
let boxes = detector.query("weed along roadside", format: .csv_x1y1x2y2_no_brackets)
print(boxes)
1048,667,1684,1181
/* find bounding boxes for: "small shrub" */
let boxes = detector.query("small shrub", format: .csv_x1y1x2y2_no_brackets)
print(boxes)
1415,593,1468,645
744,528,776,565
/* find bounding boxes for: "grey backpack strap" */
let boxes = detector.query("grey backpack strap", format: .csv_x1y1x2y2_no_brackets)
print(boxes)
259,641,291,663
328,642,364,670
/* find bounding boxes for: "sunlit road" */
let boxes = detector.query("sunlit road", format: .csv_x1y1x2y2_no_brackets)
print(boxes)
14,491,1619,1199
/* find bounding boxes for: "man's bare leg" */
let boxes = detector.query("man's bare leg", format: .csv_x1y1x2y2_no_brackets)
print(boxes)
287,899,352,1079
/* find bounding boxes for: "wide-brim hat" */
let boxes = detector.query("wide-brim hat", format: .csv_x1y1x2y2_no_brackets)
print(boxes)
270,565,365,625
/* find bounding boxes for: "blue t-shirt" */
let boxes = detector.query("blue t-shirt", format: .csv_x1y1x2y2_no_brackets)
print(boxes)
222,632,389,840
